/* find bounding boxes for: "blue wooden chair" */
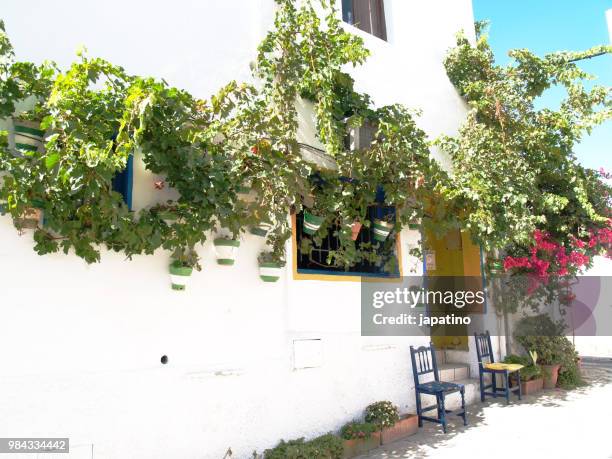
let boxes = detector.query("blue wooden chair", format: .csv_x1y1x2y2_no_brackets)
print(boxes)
474,331,522,404
410,343,467,433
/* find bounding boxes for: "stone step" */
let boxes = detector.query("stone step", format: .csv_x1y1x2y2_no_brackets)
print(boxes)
438,363,470,381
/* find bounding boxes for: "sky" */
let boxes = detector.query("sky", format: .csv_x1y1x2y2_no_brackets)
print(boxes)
472,0,612,171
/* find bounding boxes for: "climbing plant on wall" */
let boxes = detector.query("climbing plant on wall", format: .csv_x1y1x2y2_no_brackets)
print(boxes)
0,7,610,282
437,21,612,267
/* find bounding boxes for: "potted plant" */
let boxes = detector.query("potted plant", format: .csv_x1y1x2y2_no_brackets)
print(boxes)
364,400,416,445
505,351,544,395
213,237,241,265
303,200,327,235
372,214,394,242
168,250,199,291
13,110,46,152
487,257,505,274
258,251,285,282
349,220,362,241
340,421,380,458
249,221,273,237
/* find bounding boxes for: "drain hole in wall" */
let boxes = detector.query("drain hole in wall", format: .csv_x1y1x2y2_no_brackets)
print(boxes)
160,355,168,365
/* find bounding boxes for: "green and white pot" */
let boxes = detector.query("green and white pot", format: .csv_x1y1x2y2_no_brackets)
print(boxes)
158,211,177,226
169,263,193,291
13,119,45,152
259,262,283,282
213,238,240,265
249,222,272,237
237,181,257,203
373,219,394,242
488,260,504,274
303,211,324,235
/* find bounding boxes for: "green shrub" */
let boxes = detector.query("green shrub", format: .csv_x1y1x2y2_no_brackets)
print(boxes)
503,354,542,381
515,317,583,389
340,421,378,440
264,434,343,459
364,401,399,429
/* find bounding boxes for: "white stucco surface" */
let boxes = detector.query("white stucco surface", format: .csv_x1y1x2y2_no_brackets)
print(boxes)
0,1,481,457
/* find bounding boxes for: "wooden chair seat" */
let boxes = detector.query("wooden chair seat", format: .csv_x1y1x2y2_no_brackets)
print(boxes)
417,381,464,395
484,363,524,372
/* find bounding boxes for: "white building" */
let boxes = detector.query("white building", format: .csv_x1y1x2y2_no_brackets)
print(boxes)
0,1,507,458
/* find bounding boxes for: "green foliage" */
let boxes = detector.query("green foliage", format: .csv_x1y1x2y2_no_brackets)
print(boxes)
515,315,583,389
340,421,378,440
438,24,612,252
503,354,542,381
0,0,439,274
263,434,344,459
364,401,399,429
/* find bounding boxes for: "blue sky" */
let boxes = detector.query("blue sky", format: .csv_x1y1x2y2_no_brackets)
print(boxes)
472,0,612,171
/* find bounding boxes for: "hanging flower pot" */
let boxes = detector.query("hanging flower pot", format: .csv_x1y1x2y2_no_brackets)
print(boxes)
373,219,394,242
258,251,285,282
488,259,504,274
169,260,193,291
303,211,325,235
258,262,283,282
158,210,178,226
237,181,257,203
13,119,45,152
408,219,421,230
249,222,272,237
213,238,240,265
350,221,362,241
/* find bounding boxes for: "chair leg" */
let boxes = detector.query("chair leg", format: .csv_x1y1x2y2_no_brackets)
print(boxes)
416,391,423,427
478,370,485,402
492,371,497,398
460,387,467,426
504,372,510,404
439,393,447,433
517,371,522,400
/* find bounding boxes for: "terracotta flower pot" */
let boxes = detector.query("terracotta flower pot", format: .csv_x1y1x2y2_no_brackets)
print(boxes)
521,377,544,395
342,432,381,459
380,414,418,445
350,221,362,241
542,364,561,389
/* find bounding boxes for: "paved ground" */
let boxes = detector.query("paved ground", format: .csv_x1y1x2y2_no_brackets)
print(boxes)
357,361,612,459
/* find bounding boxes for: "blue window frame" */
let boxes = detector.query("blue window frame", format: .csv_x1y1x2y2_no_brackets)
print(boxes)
112,154,134,211
296,186,399,278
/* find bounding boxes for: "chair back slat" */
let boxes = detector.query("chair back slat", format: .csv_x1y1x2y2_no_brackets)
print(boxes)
474,331,494,364
410,343,439,386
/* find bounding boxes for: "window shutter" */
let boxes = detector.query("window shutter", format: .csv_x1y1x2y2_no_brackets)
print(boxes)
351,0,372,35
370,0,387,41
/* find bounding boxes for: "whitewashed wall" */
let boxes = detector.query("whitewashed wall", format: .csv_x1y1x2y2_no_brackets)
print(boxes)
0,1,477,458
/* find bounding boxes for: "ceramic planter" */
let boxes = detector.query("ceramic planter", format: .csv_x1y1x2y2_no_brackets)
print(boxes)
17,207,43,229
249,222,272,237
213,238,240,265
350,221,362,241
259,262,283,282
521,377,544,395
158,211,177,226
13,119,45,152
380,415,418,445
237,182,257,203
487,259,504,274
342,433,381,459
542,364,561,389
303,211,324,235
169,263,193,291
372,219,393,242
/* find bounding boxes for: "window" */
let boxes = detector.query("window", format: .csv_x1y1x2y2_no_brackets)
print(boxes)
295,204,399,278
111,154,134,211
342,0,387,41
